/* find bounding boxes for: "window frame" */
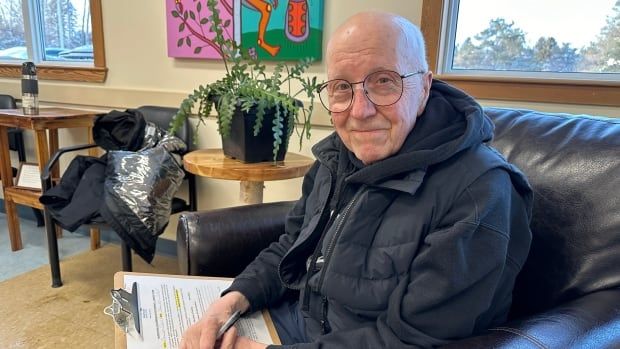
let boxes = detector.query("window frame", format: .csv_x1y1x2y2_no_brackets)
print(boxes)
421,0,620,107
0,0,106,82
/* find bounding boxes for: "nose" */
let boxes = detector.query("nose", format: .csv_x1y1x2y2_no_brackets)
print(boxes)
348,84,376,119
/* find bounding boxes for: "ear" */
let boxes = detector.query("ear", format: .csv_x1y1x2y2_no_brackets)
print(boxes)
417,71,433,116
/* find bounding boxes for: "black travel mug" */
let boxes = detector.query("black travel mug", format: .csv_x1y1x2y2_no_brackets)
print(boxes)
21,62,39,115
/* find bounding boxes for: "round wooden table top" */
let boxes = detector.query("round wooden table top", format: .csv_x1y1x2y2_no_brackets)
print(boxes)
183,149,315,182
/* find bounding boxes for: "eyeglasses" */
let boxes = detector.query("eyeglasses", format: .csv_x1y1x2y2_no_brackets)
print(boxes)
317,70,425,113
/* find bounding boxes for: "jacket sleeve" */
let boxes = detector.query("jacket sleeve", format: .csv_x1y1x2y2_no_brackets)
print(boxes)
224,162,321,312
270,168,532,348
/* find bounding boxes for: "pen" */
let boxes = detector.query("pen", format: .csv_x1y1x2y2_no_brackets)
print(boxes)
216,310,242,340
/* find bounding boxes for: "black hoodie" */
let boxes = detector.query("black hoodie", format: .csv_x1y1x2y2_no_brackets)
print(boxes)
228,80,533,348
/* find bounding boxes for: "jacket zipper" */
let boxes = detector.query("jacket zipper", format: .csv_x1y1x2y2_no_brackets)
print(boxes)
277,169,335,291
317,185,365,289
320,296,331,334
315,185,365,333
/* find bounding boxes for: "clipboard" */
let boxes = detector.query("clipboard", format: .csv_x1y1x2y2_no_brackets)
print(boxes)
113,272,281,349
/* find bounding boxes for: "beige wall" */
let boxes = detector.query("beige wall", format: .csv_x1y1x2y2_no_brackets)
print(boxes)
1,0,618,240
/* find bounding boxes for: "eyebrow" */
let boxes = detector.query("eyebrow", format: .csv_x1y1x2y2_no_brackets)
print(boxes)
329,67,398,80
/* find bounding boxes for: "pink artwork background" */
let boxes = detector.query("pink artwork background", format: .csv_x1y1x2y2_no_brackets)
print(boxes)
166,0,235,59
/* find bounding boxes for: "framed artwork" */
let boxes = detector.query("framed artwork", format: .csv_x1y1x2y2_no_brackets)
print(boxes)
166,0,324,60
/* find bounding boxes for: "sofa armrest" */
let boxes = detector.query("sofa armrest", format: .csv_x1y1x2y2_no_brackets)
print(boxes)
176,201,296,277
442,288,620,348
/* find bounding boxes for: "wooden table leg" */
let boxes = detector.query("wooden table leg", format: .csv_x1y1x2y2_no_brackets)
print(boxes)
48,129,59,179
240,180,264,204
0,126,23,250
86,126,101,250
90,228,101,250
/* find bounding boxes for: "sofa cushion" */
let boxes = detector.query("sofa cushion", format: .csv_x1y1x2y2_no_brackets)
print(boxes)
484,107,620,319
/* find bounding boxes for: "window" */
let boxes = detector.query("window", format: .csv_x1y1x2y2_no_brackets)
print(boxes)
421,0,619,106
0,0,106,82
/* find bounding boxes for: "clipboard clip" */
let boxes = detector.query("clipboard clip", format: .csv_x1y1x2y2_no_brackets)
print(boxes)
104,281,142,339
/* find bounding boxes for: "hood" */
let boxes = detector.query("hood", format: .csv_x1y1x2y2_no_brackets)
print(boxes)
313,79,494,185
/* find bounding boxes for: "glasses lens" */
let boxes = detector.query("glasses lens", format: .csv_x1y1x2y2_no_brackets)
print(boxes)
364,70,404,106
319,79,352,113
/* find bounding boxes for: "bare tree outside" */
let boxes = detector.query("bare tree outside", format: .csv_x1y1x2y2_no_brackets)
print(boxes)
0,0,92,61
452,1,620,73
0,0,25,50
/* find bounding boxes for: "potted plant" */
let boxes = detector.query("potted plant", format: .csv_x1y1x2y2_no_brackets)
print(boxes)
169,0,318,163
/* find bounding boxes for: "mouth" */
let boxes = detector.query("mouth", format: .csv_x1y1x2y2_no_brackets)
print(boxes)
350,129,388,141
351,128,388,134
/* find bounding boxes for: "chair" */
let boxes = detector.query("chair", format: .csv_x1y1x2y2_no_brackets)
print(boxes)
0,94,45,226
176,108,620,347
41,105,196,287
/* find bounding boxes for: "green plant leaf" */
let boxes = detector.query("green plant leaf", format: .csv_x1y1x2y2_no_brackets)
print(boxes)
177,38,183,47
171,10,180,18
271,104,284,160
194,46,202,54
186,37,191,46
179,23,185,32
189,11,196,20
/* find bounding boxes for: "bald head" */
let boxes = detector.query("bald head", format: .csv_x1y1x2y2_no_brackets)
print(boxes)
326,11,428,75
321,11,433,165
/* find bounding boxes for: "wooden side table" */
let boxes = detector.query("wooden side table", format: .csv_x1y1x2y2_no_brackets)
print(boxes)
183,149,314,204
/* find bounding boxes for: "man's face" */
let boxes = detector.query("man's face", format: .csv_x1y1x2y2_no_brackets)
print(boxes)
326,24,431,165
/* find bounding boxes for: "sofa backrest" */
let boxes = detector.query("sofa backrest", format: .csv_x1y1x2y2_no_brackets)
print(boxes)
485,107,620,319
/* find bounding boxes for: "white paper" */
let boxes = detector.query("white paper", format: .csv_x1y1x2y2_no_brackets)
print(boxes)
16,163,42,190
123,274,274,349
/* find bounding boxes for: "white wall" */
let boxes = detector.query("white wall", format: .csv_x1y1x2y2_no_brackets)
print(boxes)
0,0,618,240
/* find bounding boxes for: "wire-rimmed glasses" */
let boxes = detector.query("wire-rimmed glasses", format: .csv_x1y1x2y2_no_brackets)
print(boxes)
317,70,425,113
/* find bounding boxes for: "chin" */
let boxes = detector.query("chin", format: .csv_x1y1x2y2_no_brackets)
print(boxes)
355,150,386,165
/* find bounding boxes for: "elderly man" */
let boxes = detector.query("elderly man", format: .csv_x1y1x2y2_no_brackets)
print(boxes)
181,11,533,349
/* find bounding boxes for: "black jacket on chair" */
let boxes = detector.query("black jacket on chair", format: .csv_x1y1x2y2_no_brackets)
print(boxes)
40,109,186,263
176,108,620,348
39,110,146,231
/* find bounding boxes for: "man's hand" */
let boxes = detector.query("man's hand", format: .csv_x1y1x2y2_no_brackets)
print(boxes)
179,291,253,349
218,327,268,349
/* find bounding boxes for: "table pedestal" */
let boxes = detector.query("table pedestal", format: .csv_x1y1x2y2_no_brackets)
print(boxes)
240,181,265,204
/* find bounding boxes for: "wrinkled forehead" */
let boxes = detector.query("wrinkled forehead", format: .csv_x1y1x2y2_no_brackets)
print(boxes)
326,17,408,77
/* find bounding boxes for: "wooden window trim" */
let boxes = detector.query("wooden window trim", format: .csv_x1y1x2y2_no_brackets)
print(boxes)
0,0,107,83
421,0,619,107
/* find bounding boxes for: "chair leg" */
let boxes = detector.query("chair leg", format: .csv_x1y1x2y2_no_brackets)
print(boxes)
15,132,26,163
188,173,197,211
121,241,133,272
43,210,63,288
33,208,45,227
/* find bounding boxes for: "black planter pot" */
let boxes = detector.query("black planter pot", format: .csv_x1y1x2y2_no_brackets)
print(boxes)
221,104,291,163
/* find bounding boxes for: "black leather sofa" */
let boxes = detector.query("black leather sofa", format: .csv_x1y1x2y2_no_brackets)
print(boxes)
176,107,620,348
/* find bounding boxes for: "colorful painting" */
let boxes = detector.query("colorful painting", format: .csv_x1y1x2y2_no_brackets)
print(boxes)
166,0,324,61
